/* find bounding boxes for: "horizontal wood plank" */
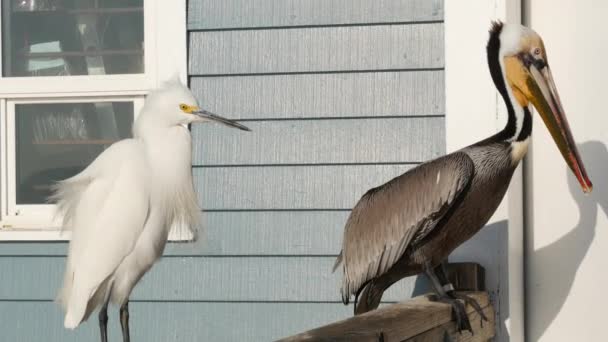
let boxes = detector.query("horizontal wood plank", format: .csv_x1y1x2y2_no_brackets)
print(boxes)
188,0,443,30
189,24,443,75
0,212,349,256
3,209,497,260
194,164,416,209
0,257,430,302
407,303,495,342
278,292,493,342
192,118,444,165
189,71,444,119
0,301,353,342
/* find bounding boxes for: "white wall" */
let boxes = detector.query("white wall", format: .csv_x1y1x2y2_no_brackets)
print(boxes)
525,1,608,341
445,1,523,340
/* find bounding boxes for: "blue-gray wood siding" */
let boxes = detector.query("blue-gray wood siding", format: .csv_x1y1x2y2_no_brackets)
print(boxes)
0,1,446,341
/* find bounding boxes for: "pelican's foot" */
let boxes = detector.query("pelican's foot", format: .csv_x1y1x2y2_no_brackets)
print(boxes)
428,294,473,333
450,292,488,325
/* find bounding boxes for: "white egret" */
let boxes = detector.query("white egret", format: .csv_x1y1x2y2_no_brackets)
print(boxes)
52,79,249,342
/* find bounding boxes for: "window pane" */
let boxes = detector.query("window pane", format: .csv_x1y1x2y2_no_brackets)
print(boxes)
15,101,133,204
2,0,144,77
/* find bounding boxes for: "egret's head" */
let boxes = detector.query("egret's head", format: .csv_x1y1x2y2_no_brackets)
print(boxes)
141,79,250,131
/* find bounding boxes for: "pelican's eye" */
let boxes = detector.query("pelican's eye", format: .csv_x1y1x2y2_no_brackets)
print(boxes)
533,47,542,56
179,104,190,112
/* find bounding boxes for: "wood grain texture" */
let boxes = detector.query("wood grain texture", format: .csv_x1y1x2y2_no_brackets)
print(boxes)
0,212,349,256
447,263,486,291
3,217,488,261
278,292,494,342
192,118,444,165
194,164,416,209
190,71,444,119
0,256,430,302
189,24,443,75
0,301,354,342
188,0,443,30
407,302,494,342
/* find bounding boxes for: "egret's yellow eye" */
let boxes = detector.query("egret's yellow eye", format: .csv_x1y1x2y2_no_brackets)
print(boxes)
179,104,189,112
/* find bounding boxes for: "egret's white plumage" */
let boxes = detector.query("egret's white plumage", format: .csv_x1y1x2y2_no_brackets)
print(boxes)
52,79,249,337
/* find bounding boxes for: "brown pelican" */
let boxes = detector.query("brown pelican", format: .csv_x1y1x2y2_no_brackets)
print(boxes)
333,22,593,331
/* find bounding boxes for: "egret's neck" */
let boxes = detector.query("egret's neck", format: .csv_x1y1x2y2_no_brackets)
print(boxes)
144,127,192,168
137,125,200,234
134,121,194,184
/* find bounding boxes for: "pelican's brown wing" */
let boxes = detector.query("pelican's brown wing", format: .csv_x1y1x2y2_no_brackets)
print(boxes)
334,152,474,304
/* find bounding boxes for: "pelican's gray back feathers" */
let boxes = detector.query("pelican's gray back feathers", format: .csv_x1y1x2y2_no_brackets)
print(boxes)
335,152,475,304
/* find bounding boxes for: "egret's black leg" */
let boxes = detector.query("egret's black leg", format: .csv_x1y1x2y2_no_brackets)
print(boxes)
99,299,109,342
424,262,472,333
435,262,488,323
120,301,131,342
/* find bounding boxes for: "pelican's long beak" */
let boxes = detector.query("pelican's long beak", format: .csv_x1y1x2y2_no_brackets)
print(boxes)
526,64,592,193
193,109,251,131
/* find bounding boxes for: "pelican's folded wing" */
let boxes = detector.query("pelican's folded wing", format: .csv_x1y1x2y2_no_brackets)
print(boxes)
336,152,475,303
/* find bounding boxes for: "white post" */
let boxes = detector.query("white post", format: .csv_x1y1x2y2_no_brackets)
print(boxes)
445,1,523,341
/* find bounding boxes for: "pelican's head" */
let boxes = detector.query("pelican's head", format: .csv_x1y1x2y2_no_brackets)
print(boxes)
140,78,250,131
488,22,592,193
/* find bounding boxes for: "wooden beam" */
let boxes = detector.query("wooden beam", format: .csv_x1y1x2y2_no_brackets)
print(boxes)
446,262,486,291
277,292,494,342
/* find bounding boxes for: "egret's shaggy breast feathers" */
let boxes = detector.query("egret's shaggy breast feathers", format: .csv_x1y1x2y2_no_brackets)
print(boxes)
55,140,151,328
53,80,207,330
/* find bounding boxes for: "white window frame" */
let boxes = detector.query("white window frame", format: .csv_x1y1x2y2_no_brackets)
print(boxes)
0,0,188,241
1,96,145,226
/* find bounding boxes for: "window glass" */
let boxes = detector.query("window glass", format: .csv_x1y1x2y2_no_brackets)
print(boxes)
15,101,133,204
2,0,144,76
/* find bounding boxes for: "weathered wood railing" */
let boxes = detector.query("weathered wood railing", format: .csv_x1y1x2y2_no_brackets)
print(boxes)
277,263,494,342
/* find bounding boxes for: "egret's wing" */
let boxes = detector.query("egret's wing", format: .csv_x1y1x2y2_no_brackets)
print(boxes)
54,139,150,328
335,152,474,303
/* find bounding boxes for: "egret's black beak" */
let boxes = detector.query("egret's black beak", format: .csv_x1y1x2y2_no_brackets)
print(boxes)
192,110,250,131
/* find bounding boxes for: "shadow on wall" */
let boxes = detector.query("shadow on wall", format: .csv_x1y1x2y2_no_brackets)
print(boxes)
527,140,607,341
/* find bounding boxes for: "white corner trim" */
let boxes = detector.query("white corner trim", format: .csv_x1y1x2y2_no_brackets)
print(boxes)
445,0,524,341
154,0,188,86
